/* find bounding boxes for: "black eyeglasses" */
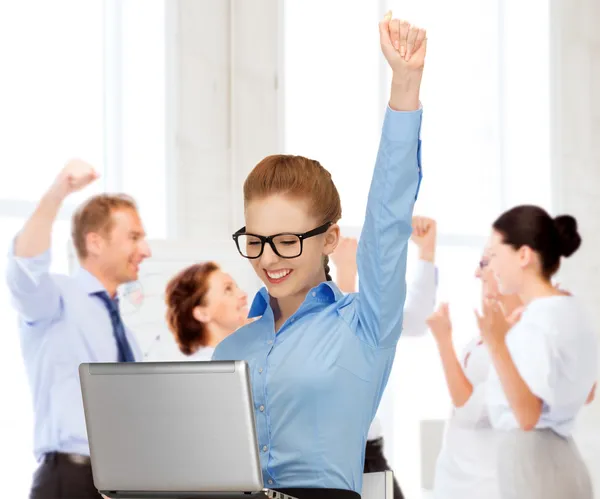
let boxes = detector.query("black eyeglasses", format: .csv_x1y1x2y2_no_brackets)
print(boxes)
232,222,333,259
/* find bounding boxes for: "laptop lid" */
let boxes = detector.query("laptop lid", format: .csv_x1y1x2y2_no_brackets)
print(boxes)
79,361,264,497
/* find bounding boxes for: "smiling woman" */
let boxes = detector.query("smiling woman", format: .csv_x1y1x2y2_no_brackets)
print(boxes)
213,14,426,499
481,205,597,499
165,262,250,359
239,155,343,318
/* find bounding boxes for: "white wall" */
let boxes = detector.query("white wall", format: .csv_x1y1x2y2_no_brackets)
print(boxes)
550,0,600,491
174,0,280,241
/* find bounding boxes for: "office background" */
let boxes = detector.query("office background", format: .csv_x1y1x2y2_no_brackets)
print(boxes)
0,0,598,497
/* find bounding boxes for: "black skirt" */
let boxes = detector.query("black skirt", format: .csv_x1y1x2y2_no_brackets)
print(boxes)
363,438,404,499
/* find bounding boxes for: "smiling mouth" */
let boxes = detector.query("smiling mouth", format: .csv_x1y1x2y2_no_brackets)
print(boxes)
264,269,293,284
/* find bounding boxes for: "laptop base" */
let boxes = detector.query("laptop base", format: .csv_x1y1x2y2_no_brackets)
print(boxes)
100,488,298,499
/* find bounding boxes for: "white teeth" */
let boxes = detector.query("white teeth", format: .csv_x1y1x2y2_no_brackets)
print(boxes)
266,269,291,280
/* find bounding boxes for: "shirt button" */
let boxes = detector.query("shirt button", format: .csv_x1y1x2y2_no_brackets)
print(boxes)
268,480,273,485
267,340,273,345
258,367,263,374
262,445,268,452
259,405,265,412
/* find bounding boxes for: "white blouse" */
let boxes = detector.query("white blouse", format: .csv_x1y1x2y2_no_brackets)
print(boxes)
485,295,598,437
433,338,502,499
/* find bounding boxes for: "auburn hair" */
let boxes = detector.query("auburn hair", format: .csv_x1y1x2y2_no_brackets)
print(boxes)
165,262,220,355
243,155,342,280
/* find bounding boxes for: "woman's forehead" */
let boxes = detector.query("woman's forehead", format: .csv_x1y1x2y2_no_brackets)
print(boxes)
245,195,317,234
210,270,235,286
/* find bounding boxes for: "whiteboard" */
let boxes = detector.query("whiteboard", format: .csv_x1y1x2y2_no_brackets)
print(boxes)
68,239,262,361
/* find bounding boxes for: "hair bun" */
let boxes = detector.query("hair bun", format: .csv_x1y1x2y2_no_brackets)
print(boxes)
554,215,581,257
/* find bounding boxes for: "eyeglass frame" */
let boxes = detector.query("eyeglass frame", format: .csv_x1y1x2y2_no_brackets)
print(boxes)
232,221,334,259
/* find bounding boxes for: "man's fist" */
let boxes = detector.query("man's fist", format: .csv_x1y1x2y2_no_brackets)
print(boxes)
51,159,99,198
411,216,437,262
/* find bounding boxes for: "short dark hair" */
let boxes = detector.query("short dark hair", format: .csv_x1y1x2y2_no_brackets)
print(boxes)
492,204,581,279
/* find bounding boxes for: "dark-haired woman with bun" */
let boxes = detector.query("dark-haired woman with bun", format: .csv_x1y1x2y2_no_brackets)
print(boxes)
476,205,597,499
165,262,249,360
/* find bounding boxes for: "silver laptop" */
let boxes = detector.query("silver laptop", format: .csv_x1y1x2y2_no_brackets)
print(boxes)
79,361,297,499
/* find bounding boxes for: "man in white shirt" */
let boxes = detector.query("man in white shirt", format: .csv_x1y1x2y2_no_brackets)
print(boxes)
7,160,150,499
331,216,438,499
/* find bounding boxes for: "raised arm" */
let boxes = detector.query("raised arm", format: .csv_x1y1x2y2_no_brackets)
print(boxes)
355,14,426,348
403,216,438,336
427,304,474,407
6,160,98,324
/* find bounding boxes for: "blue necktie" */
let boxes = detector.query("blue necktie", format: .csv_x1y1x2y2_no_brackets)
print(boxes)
93,291,136,362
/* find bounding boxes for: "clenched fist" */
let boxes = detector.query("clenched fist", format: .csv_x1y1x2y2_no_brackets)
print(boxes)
411,216,437,262
379,12,427,73
50,158,99,199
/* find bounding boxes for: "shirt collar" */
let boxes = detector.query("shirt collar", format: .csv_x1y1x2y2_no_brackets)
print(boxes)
248,281,344,318
74,267,113,297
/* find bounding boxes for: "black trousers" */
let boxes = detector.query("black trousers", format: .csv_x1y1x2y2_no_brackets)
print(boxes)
30,452,102,499
363,438,404,499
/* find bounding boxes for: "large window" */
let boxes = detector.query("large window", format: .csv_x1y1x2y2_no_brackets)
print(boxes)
0,1,170,496
284,0,503,234
283,0,382,228
120,0,169,238
0,1,105,206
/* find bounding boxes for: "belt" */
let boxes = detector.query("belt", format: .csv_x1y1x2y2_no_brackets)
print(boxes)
273,488,360,499
44,451,91,466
